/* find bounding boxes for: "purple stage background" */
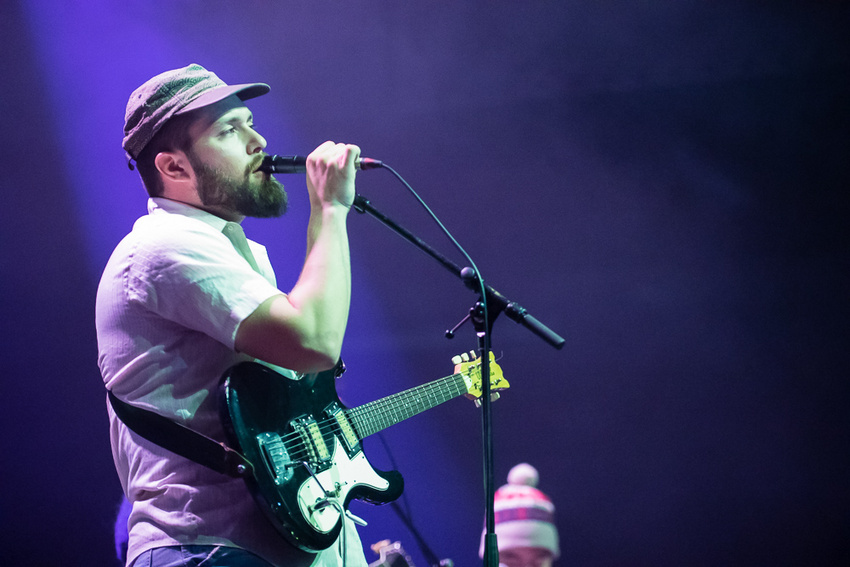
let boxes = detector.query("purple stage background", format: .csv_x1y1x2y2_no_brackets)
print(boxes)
1,1,848,566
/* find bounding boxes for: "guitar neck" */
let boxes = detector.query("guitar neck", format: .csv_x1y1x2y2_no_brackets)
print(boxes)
345,373,467,439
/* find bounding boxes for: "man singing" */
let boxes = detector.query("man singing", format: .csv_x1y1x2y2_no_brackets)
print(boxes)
97,64,366,567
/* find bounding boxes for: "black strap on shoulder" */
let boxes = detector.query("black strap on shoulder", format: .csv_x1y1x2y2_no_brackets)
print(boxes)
107,391,253,479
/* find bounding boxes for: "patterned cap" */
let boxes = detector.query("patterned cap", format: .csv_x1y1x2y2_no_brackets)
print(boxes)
122,64,269,162
480,463,560,559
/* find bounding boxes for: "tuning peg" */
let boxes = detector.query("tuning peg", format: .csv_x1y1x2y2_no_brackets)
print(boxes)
451,355,463,365
474,392,501,408
468,350,478,360
461,352,471,362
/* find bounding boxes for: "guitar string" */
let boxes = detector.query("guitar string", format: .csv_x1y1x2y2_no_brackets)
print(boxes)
339,373,469,436
280,378,464,462
274,374,471,463
272,361,490,450
297,367,482,447
278,374,464,446
268,359,497,464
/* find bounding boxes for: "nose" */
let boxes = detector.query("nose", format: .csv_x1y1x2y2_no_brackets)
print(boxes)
247,128,267,154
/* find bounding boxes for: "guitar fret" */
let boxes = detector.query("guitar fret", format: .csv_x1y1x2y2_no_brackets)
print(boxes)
347,373,467,438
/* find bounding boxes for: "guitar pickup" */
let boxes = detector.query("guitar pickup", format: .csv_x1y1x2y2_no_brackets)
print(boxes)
292,417,331,465
326,404,360,453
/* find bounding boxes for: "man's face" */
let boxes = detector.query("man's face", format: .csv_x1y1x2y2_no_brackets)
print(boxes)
185,95,287,218
498,547,554,567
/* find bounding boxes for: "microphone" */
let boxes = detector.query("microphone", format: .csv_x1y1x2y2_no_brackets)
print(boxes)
259,154,383,174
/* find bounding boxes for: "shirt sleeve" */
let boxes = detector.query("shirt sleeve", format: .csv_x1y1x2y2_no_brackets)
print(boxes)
124,222,282,349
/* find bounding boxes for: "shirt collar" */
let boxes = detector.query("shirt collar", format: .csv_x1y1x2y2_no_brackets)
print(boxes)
148,197,236,233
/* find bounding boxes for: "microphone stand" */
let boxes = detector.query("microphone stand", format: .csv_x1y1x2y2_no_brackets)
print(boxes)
352,194,564,567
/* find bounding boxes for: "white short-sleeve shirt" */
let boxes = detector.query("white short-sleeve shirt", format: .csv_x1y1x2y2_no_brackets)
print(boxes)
96,198,364,567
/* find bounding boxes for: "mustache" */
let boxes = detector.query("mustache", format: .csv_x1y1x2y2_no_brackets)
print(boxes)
251,154,269,174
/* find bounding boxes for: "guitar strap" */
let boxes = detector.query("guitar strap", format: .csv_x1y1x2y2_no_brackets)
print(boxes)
107,390,252,479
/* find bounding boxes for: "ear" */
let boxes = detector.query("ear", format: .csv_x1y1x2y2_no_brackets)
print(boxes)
154,150,193,183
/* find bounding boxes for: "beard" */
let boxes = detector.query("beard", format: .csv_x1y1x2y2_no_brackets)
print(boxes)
189,153,288,218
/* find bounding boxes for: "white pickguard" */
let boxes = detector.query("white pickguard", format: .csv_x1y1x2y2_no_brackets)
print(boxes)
296,438,389,533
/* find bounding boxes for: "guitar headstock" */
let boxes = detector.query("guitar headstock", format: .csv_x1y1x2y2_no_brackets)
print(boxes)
453,350,510,402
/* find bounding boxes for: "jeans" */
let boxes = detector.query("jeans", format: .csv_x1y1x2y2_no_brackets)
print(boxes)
130,545,275,567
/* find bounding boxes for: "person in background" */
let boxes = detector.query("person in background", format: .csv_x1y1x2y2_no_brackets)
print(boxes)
480,463,560,567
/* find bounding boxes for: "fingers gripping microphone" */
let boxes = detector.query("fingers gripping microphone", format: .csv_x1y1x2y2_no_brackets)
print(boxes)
259,154,383,174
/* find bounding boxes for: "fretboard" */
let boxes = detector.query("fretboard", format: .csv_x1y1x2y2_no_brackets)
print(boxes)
345,373,468,439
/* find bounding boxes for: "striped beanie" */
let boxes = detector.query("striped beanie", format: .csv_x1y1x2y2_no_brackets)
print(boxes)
480,463,560,559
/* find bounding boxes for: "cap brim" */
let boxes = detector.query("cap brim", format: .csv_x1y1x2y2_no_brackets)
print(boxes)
177,82,270,115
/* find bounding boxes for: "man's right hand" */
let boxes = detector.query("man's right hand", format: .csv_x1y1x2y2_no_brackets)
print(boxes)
236,141,356,374
305,141,360,211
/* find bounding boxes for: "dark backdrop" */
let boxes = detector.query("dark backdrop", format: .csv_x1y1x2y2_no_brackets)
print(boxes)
1,1,848,566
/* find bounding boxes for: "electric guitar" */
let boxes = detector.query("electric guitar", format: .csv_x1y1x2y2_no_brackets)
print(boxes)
219,351,509,552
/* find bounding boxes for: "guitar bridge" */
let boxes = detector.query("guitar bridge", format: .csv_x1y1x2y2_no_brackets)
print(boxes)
255,432,295,485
